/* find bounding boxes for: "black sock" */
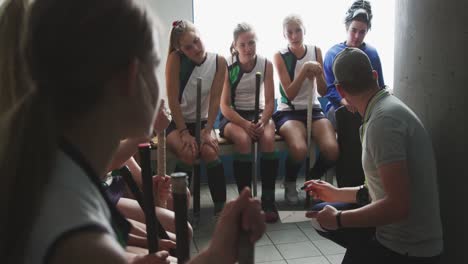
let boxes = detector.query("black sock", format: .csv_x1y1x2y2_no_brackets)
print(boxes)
285,156,302,183
233,160,252,194
308,154,335,180
206,160,226,204
260,157,279,201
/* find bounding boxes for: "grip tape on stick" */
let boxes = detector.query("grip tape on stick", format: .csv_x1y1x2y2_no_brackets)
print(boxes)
306,81,314,171
305,78,314,208
196,77,202,146
254,72,261,123
244,71,259,264
171,172,190,263
119,166,175,257
157,131,166,177
238,229,254,264
139,143,159,253
252,72,261,198
192,77,202,219
238,73,261,264
156,130,167,208
238,191,255,264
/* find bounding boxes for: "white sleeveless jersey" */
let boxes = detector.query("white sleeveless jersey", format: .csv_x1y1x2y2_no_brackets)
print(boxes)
277,45,321,111
226,55,266,111
178,52,218,122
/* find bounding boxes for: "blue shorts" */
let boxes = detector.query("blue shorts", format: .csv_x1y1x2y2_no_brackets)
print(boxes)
104,175,126,206
166,120,208,137
218,110,262,138
272,108,325,132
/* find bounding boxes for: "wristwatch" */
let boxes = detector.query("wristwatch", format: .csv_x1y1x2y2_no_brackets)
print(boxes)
356,185,371,206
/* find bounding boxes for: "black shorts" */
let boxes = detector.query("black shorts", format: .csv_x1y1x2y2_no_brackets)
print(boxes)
166,120,208,137
218,110,263,138
272,108,325,132
104,175,125,206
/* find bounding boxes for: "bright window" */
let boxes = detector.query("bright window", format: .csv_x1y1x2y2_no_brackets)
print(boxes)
193,0,394,92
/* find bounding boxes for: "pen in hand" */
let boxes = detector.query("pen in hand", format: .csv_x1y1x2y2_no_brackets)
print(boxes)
300,180,324,190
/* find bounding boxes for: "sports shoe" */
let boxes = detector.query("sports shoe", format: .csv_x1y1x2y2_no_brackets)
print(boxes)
213,202,224,219
284,181,299,205
262,199,279,223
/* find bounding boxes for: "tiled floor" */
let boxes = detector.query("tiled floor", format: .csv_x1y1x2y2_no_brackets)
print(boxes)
189,180,345,264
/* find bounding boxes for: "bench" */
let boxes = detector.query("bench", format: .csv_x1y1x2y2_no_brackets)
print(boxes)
151,129,316,171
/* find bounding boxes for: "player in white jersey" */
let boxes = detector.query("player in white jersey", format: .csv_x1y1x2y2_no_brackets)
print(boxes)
272,15,339,205
165,20,227,215
219,23,278,223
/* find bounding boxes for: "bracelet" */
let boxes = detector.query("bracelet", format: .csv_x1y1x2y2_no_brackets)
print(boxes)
356,185,371,206
336,211,343,229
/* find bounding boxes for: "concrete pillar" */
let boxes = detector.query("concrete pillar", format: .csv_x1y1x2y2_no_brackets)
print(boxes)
394,1,467,263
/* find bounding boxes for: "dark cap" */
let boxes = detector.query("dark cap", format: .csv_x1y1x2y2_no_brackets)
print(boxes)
333,47,373,86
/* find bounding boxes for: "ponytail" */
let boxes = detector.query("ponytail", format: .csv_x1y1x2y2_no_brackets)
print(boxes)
168,19,196,55
168,26,179,54
230,42,238,56
0,1,58,262
0,0,30,115
0,92,58,263
230,22,255,57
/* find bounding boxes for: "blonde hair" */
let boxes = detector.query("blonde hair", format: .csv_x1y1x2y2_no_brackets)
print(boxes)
168,19,197,54
0,0,31,115
0,0,155,261
282,14,305,34
230,22,256,56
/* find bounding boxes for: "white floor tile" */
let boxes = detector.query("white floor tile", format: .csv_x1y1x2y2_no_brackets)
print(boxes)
276,241,322,259
256,260,287,264
256,234,273,246
266,222,299,232
267,228,308,245
254,245,284,263
312,240,346,255
325,254,345,264
188,183,349,264
296,221,313,229
286,256,330,264
301,228,325,241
